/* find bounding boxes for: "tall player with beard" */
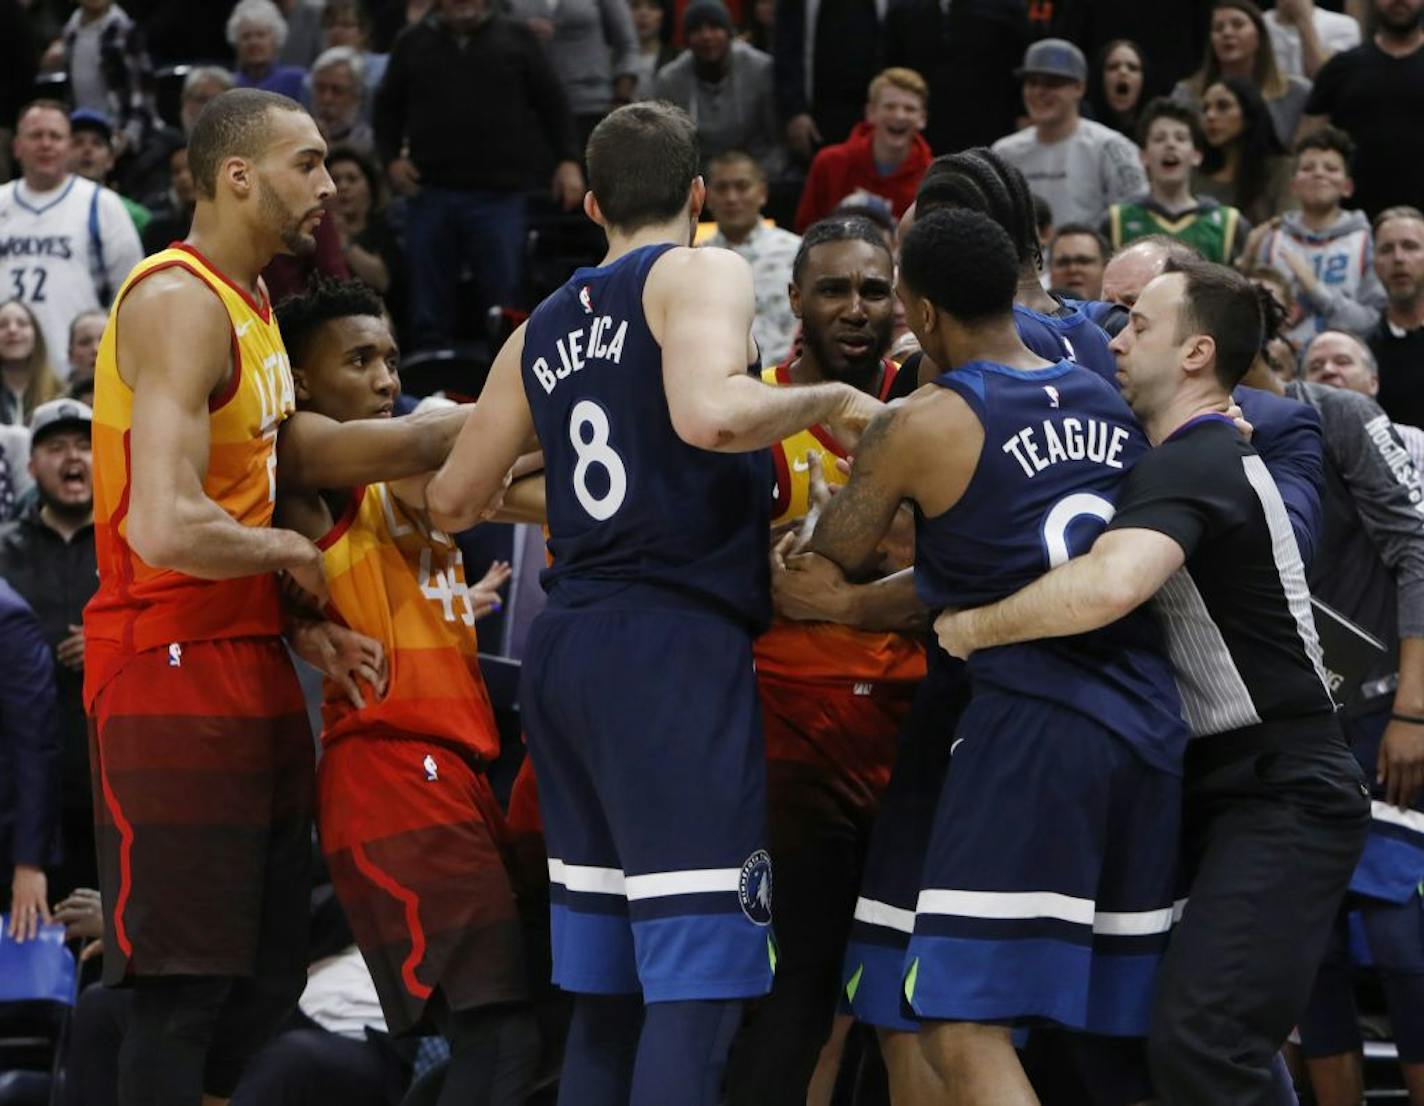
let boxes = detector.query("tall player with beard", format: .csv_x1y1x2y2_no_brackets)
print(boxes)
727,216,925,1106
85,90,475,1106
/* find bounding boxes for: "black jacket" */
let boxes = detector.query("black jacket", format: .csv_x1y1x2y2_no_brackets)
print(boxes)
0,505,98,811
373,12,579,191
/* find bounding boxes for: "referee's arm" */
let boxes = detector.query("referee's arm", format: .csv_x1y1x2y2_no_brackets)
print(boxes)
934,527,1185,661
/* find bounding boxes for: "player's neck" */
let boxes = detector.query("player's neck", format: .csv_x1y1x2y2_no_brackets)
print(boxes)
1150,177,1194,211
185,208,272,298
943,317,1046,373
1015,270,1058,314
602,215,696,264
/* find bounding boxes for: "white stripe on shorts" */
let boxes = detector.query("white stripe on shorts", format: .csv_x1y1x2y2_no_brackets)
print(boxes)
1371,800,1424,835
853,897,917,934
915,889,1179,935
546,860,742,901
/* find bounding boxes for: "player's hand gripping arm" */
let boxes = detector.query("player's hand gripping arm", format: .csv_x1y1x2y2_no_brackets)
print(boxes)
426,325,540,533
276,403,472,495
657,248,883,453
121,271,325,591
933,528,1185,661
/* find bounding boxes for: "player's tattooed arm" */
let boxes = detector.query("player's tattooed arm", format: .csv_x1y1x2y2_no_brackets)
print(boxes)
805,409,909,580
275,403,472,495
934,528,1185,660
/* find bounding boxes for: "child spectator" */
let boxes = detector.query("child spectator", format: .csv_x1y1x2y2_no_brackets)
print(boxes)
1106,97,1250,264
794,67,931,232
1242,126,1385,348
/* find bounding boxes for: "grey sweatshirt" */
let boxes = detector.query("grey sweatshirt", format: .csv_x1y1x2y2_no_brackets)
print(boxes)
509,0,636,115
653,41,786,176
1288,381,1424,699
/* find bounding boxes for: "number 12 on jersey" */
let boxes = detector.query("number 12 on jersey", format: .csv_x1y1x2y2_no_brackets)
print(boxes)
569,399,627,521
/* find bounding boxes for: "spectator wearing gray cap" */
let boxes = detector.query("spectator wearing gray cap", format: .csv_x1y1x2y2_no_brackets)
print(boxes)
653,0,785,177
0,398,96,902
991,38,1148,228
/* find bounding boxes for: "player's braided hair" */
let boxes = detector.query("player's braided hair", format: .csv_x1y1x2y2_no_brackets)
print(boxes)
274,277,385,368
914,148,1042,271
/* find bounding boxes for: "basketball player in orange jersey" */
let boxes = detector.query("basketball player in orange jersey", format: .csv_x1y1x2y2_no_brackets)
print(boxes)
726,215,926,1106
84,89,477,1106
272,279,544,1105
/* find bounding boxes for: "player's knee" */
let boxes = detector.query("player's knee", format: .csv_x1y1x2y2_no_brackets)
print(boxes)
919,1020,1013,1079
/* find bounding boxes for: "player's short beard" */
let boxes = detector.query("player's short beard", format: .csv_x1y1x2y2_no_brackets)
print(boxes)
803,316,892,385
257,174,317,259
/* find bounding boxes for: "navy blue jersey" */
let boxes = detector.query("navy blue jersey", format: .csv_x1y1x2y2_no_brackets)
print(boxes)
914,359,1188,772
522,243,771,630
1013,302,1119,388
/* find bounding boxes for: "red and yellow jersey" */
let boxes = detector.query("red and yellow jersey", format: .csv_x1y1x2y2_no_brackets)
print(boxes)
318,483,500,762
754,358,926,686
85,244,293,706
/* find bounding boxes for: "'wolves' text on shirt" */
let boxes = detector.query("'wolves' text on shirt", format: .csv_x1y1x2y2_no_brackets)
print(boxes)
0,235,74,260
530,315,630,395
1001,416,1131,478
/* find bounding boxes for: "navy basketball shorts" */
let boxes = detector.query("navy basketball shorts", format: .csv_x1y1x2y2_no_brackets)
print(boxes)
1345,702,1424,903
842,660,968,1033
904,689,1181,1037
519,605,776,1003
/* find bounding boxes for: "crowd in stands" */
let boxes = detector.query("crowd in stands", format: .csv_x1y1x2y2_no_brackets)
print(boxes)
3,0,1424,1102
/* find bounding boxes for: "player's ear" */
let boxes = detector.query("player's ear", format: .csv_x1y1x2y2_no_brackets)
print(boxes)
583,190,603,227
688,175,706,223
788,279,802,319
291,365,312,403
224,155,252,199
1181,333,1215,379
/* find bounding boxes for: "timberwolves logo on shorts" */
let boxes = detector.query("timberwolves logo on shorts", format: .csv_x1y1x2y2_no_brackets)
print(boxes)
738,850,773,926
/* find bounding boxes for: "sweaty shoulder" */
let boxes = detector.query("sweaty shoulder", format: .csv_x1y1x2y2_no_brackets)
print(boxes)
116,266,231,391
646,245,753,324
895,383,984,516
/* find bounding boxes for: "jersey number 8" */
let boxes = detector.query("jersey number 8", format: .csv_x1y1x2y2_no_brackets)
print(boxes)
570,399,627,521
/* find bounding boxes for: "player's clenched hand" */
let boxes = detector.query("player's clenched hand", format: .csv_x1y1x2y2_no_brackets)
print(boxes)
771,536,853,623
54,888,104,960
823,386,884,455
1379,718,1424,810
934,608,974,661
290,620,388,708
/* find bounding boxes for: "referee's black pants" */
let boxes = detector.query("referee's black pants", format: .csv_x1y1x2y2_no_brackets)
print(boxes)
1149,722,1370,1106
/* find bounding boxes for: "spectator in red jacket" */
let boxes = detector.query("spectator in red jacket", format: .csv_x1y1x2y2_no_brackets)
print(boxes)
793,67,931,232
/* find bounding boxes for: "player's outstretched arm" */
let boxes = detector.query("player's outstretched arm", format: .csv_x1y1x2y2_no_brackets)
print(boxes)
275,404,472,495
426,324,540,533
654,248,881,453
772,551,928,633
934,528,1185,661
122,272,323,584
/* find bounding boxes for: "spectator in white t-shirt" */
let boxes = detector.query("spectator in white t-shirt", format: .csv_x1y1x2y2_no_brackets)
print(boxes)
992,38,1147,228
701,150,801,366
1265,0,1361,81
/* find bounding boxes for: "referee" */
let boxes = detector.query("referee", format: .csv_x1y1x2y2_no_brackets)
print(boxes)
935,256,1371,1105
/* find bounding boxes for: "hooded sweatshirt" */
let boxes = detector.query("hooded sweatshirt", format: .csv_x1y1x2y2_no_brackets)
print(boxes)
1252,208,1386,348
794,120,932,232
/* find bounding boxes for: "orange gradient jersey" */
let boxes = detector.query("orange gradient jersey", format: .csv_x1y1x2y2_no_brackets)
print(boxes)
753,360,925,685
318,483,500,762
85,244,294,706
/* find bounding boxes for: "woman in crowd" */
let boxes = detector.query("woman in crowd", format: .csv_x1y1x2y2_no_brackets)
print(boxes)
321,0,388,117
1196,75,1293,226
1088,39,1148,140
327,147,406,329
1173,0,1311,149
228,0,307,101
0,300,61,428
628,0,678,101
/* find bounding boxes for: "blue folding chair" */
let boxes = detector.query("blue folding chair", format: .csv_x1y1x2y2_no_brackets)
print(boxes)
0,920,78,1106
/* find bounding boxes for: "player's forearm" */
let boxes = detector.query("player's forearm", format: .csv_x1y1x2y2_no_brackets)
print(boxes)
491,474,546,525
956,555,1143,653
1393,637,1424,715
689,376,853,453
129,495,317,580
846,569,929,633
1298,18,1329,79
288,406,472,492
